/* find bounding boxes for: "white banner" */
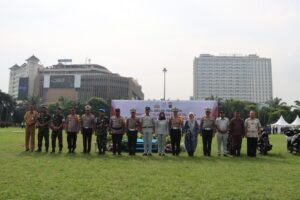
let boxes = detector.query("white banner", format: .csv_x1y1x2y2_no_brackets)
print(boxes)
111,100,218,122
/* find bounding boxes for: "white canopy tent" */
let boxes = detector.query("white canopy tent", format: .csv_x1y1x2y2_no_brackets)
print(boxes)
290,115,300,127
271,115,291,133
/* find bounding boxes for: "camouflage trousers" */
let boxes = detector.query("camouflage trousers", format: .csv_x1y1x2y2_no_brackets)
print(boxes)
51,130,63,151
96,134,107,154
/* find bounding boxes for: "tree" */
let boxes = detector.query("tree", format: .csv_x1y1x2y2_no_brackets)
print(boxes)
0,90,16,122
219,99,257,120
86,97,109,116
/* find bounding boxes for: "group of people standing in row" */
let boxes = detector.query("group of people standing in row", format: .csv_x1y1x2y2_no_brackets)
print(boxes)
23,104,262,157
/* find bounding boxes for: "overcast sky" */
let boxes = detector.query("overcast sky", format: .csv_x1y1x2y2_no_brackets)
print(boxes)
1,0,299,104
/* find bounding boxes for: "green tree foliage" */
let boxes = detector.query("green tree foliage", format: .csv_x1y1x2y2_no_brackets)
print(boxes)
216,97,296,126
86,97,109,116
0,90,16,122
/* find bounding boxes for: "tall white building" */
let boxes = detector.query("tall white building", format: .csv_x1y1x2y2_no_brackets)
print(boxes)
193,54,273,103
8,55,43,100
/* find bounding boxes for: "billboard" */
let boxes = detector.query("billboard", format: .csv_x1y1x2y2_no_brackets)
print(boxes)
50,75,75,88
18,77,29,100
111,100,218,122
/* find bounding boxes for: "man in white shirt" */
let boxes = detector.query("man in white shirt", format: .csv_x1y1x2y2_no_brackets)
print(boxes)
244,111,261,157
140,107,155,156
215,111,229,156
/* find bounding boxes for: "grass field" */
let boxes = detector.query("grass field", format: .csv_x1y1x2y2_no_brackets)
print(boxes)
0,128,299,200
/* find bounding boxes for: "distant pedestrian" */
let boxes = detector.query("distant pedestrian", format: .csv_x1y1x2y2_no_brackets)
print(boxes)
23,104,38,152
229,111,244,156
81,105,95,154
155,111,168,156
245,111,261,157
109,108,125,155
141,107,155,156
36,105,52,152
200,108,215,156
65,107,81,153
95,109,109,155
169,107,183,156
50,107,64,153
126,108,140,156
215,111,229,156
183,112,199,157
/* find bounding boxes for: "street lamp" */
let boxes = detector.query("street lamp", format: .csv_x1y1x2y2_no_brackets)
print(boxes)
163,68,167,101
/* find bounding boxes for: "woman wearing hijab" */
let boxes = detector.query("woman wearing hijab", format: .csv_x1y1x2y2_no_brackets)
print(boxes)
155,112,169,156
183,112,200,157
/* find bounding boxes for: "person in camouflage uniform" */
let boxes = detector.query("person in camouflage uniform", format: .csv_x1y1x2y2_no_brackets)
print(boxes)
50,107,64,153
95,109,109,155
36,105,52,152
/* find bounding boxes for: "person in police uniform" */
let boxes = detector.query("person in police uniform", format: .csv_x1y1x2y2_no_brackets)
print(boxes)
81,105,95,154
169,107,183,156
65,107,81,153
140,107,155,156
126,108,140,156
50,107,64,153
200,108,215,156
95,108,109,155
109,108,125,155
36,105,52,152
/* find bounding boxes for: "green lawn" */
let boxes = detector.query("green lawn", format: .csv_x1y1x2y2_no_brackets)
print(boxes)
0,128,299,200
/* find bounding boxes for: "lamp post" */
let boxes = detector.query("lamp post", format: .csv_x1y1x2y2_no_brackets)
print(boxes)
163,68,167,101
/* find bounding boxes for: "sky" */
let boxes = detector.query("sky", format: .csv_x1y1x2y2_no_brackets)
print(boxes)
1,0,300,105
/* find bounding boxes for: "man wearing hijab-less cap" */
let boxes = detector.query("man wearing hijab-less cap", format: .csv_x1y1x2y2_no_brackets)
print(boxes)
200,108,215,156
140,107,155,156
126,108,141,156
169,107,183,156
95,108,109,155
109,108,125,155
50,107,64,153
81,105,95,154
36,105,52,152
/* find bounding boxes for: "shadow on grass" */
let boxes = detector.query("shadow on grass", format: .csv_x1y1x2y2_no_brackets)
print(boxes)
15,149,296,165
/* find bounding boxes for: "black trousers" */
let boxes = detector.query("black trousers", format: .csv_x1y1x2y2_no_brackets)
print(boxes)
170,129,181,155
202,130,213,156
82,128,93,153
112,134,123,154
51,129,63,151
38,128,49,151
67,132,77,152
127,130,137,155
247,137,258,157
231,135,242,156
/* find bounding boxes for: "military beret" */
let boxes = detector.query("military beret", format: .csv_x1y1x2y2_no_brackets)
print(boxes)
99,108,105,113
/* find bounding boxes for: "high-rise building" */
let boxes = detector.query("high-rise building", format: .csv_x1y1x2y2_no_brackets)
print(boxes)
8,56,144,103
193,54,273,103
8,55,43,100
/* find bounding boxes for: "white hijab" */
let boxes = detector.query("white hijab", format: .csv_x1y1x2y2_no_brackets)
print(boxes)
188,112,195,130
